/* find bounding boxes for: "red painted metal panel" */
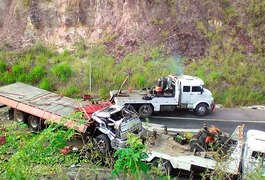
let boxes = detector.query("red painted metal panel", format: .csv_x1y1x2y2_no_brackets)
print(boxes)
0,96,19,108
0,95,88,133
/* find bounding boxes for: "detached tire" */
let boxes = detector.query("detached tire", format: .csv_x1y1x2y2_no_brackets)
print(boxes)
138,104,153,118
28,115,43,132
95,134,111,154
13,110,27,123
194,103,209,117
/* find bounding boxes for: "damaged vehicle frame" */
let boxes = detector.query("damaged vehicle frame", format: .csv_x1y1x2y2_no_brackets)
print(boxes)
0,82,143,154
89,105,143,153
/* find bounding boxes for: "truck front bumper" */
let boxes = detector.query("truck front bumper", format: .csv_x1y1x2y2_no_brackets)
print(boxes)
211,103,216,112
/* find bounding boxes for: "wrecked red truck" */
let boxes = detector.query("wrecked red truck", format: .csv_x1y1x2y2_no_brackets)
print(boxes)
0,82,143,153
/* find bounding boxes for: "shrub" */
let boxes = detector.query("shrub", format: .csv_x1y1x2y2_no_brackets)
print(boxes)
61,85,80,97
51,64,73,82
131,73,146,88
0,60,7,73
98,87,110,100
28,66,46,83
112,134,150,179
39,78,53,91
12,64,24,75
0,72,15,84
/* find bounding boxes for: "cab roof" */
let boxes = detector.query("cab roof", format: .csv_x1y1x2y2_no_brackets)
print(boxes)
245,129,265,153
169,75,205,86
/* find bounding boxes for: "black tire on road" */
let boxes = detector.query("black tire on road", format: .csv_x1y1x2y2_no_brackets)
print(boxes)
138,104,153,118
95,134,111,154
194,103,209,117
152,158,173,176
28,115,43,132
13,109,27,123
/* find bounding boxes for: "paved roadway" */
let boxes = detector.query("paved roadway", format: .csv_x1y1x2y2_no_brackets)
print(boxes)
145,108,265,133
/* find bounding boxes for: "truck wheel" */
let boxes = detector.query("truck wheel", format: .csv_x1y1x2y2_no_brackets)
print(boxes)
28,115,43,132
95,134,111,154
138,104,153,118
194,103,209,117
152,158,173,176
13,110,27,123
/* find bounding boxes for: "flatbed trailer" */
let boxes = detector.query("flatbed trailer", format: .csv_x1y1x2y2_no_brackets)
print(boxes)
0,82,110,133
0,82,143,153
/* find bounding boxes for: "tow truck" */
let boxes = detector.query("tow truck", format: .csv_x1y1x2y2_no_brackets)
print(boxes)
110,74,215,118
144,123,265,178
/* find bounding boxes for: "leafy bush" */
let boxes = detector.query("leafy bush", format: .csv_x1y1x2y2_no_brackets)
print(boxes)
51,64,73,82
39,78,53,91
98,87,110,100
12,64,24,75
0,72,15,84
0,60,6,73
0,123,78,179
61,85,80,97
28,66,46,83
112,134,150,179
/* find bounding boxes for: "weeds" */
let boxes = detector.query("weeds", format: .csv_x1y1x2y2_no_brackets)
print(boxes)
0,39,264,106
60,85,80,97
39,78,53,91
111,133,150,179
51,63,73,82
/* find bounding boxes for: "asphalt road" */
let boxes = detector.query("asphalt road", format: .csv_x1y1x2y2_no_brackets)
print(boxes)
145,107,265,133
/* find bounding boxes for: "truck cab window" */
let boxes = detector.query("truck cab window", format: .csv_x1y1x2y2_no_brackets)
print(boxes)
251,151,265,160
183,86,190,92
192,86,202,92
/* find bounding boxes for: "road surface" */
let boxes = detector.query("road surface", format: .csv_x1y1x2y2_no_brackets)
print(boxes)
146,107,265,133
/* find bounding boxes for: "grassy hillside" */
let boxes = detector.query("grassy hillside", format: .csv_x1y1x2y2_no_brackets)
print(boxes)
0,0,265,107
0,40,264,107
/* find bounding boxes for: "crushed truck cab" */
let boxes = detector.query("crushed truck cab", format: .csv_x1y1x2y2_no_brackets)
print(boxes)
0,82,143,153
110,75,215,118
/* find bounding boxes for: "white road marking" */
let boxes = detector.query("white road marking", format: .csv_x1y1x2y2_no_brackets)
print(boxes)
143,122,200,132
151,116,265,123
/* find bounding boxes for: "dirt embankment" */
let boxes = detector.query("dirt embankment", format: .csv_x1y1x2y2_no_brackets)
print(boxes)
0,0,209,59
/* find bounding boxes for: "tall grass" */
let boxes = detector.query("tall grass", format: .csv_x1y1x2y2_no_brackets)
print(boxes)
0,41,264,106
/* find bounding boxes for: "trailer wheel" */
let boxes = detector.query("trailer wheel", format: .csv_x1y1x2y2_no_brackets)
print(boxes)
13,110,27,123
194,103,209,117
28,115,43,132
138,104,153,118
152,158,173,176
95,134,111,154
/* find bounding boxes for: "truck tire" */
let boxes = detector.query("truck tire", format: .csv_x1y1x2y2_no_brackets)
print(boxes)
13,109,27,123
95,134,111,154
194,103,209,117
28,115,43,132
152,158,173,176
138,104,153,118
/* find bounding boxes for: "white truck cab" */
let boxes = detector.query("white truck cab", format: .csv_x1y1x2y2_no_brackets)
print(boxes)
110,74,215,118
242,129,265,178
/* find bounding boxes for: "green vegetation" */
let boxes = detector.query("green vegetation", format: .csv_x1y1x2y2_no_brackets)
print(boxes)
0,123,78,179
0,38,264,106
1,1,265,106
0,122,169,179
112,134,150,179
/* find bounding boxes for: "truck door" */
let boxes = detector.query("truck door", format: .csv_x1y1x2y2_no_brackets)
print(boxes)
180,86,191,104
189,86,203,104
